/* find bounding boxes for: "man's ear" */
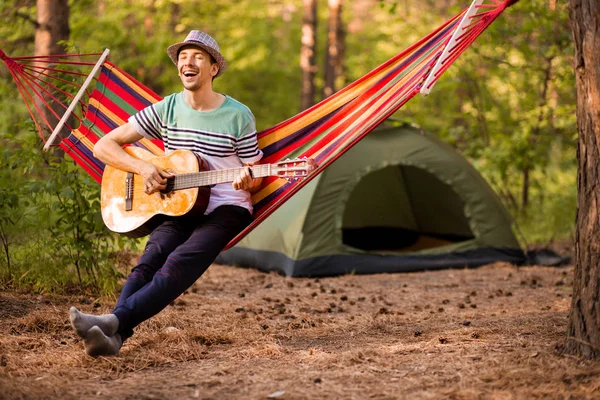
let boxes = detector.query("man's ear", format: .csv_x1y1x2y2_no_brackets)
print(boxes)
211,63,219,77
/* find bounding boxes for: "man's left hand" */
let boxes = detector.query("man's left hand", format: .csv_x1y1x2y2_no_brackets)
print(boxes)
233,165,260,191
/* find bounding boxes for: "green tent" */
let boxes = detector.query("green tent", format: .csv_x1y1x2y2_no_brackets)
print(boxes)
217,124,525,277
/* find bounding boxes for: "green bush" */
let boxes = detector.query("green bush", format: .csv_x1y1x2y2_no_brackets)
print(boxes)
0,126,133,295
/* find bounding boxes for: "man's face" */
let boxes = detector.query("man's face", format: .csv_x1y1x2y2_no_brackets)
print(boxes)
177,46,219,91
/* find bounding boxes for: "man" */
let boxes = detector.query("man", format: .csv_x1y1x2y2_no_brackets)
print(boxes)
69,30,263,357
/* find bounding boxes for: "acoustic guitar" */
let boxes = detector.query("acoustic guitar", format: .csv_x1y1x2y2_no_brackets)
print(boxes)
101,146,317,238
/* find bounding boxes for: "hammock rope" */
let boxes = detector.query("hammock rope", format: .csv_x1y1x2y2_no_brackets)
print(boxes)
0,0,516,250
1,50,105,141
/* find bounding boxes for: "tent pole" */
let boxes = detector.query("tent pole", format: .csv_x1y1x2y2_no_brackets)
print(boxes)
43,48,111,152
420,0,484,96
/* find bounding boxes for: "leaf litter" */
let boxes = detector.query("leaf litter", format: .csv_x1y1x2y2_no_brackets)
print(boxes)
1,259,599,399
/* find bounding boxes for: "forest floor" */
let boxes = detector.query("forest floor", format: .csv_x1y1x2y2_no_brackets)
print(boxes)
1,244,599,399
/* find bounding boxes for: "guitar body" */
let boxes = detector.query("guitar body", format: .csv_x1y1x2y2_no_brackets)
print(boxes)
101,147,210,238
100,148,317,238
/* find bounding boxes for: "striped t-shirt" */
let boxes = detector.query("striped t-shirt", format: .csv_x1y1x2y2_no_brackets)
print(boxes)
129,92,263,214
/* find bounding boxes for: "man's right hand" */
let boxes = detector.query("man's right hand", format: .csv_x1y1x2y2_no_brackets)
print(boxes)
94,123,174,195
139,162,174,194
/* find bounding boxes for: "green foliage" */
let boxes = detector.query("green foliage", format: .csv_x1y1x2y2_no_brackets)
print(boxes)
0,127,127,294
64,0,304,128
398,0,576,247
43,160,123,293
0,0,578,294
514,152,577,246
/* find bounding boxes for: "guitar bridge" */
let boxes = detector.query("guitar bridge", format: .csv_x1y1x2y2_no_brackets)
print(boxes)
125,172,133,211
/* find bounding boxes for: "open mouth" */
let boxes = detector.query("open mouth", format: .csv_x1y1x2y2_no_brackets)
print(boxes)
183,71,198,77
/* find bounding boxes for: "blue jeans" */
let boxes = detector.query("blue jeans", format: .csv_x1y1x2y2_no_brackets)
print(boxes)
112,205,252,341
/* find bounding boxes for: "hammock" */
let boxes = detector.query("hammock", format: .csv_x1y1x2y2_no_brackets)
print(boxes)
0,0,516,249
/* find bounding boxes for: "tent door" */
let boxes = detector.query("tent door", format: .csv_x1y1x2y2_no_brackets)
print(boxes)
341,165,475,253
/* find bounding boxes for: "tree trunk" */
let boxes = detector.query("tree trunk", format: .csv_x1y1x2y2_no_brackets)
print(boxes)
144,0,155,39
300,0,317,111
565,0,600,359
521,166,529,212
0,224,11,279
522,57,554,212
34,0,70,142
97,0,105,16
35,0,70,57
144,0,164,94
322,0,345,100
170,2,181,33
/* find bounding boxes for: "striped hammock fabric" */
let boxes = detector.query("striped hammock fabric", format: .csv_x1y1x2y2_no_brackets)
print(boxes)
1,0,516,249
59,63,165,181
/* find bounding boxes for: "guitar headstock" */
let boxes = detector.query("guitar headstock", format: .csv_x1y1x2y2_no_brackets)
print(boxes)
273,157,318,181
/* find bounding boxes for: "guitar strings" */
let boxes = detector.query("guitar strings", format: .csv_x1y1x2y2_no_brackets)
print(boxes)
126,162,307,195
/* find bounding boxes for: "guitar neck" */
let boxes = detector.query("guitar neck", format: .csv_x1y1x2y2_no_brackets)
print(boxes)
171,165,274,190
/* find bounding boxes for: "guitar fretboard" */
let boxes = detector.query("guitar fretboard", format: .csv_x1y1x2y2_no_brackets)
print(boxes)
171,165,274,190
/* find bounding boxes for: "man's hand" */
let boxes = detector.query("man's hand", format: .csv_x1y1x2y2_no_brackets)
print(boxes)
140,162,174,194
94,122,174,195
233,165,262,192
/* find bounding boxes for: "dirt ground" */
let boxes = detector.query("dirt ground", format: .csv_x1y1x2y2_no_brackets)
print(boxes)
1,255,600,399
